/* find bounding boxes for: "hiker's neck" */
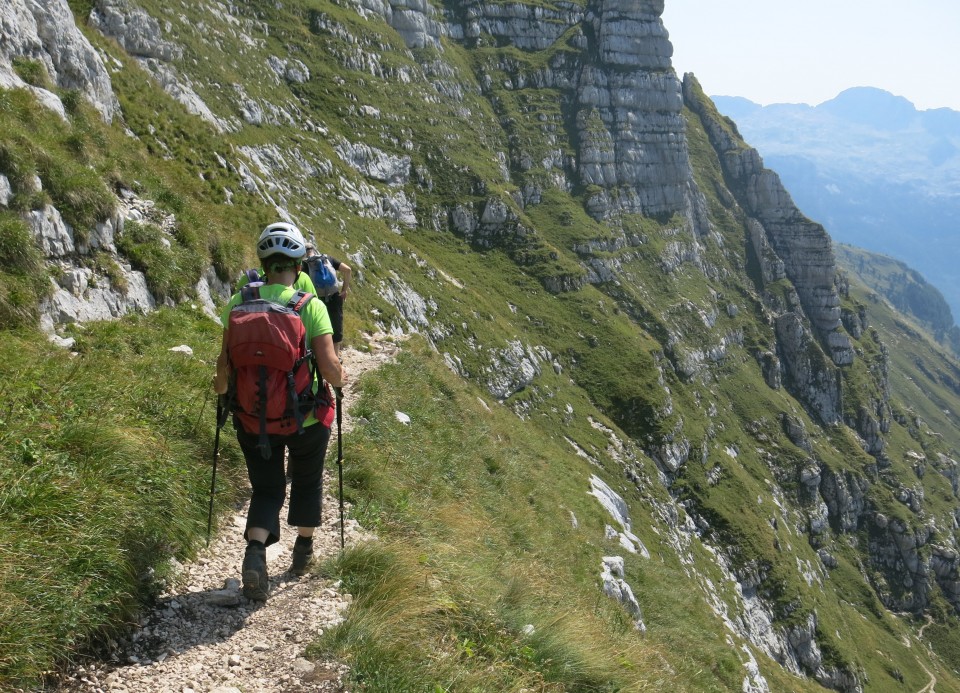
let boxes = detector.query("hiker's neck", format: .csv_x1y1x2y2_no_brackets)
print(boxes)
263,268,299,287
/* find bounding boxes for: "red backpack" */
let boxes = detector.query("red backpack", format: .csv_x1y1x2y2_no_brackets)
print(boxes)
226,284,330,457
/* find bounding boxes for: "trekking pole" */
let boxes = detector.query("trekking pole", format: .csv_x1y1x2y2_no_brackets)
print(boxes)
207,395,228,547
335,386,345,551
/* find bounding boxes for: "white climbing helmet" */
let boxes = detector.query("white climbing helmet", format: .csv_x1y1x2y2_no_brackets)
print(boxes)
257,221,307,259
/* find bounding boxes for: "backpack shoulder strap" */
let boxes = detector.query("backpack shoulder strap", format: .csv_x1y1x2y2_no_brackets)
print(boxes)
287,290,313,313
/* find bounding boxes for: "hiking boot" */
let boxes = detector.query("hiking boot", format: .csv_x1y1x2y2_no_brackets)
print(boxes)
290,536,314,576
242,542,269,601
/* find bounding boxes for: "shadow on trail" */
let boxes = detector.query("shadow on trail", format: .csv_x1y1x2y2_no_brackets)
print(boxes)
99,562,311,667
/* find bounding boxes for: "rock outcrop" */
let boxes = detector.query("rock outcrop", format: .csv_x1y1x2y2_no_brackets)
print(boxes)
90,0,236,132
682,74,862,433
775,313,842,425
354,0,446,50
455,0,583,51
447,0,700,226
576,0,695,222
1,0,117,122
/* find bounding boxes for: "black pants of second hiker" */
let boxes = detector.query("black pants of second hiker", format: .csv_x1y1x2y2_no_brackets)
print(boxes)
234,420,331,546
322,292,343,344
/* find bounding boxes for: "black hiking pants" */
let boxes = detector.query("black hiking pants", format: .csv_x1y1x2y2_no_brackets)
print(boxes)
321,292,344,344
234,419,331,546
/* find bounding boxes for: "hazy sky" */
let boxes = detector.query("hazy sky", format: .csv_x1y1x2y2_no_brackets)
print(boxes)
661,1,960,111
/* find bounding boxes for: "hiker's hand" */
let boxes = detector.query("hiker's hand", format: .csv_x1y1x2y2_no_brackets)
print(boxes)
213,343,230,394
212,369,229,395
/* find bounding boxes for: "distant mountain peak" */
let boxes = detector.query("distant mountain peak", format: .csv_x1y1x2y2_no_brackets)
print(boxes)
710,86,960,320
816,86,918,128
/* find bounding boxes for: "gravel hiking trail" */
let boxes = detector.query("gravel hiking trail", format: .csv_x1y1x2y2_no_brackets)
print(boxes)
52,334,402,693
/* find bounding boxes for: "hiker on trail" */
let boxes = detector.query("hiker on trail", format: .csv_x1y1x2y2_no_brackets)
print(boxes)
213,221,346,602
303,243,352,358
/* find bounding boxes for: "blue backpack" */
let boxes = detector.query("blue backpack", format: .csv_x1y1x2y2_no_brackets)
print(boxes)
304,254,339,297
243,268,263,287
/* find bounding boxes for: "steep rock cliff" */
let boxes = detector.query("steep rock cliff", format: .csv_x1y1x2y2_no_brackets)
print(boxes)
683,76,855,423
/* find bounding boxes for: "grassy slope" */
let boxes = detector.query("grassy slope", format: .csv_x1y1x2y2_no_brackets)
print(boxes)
1,0,959,690
312,340,828,692
0,307,248,685
836,243,958,347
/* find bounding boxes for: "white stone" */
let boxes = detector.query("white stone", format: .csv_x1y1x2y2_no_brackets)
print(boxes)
29,205,74,257
291,658,315,674
0,175,11,206
90,0,182,61
599,556,645,631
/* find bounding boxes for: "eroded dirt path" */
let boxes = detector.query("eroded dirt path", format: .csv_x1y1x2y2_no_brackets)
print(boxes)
55,334,401,693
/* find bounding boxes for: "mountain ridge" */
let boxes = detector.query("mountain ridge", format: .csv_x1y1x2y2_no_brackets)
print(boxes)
712,87,960,324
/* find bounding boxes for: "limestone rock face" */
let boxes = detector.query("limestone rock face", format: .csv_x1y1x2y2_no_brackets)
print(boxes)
29,205,75,258
930,546,960,611
590,0,671,70
90,0,182,61
459,0,584,51
354,0,446,50
449,0,695,224
268,56,310,84
40,268,156,329
484,340,551,400
90,0,235,132
683,75,853,368
782,613,863,692
14,173,227,340
30,203,159,333
853,404,888,460
0,0,117,122
576,0,691,220
869,517,934,613
775,313,842,425
334,140,412,186
576,67,689,217
819,468,868,535
937,453,960,497
748,218,786,283
781,414,813,453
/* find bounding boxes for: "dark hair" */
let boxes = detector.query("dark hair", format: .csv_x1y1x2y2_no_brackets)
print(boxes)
262,253,300,275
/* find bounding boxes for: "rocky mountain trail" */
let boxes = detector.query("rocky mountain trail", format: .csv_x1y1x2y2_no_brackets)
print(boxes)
51,333,403,693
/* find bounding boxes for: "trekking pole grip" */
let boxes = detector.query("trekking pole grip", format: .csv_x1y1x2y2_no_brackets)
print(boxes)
216,394,229,428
